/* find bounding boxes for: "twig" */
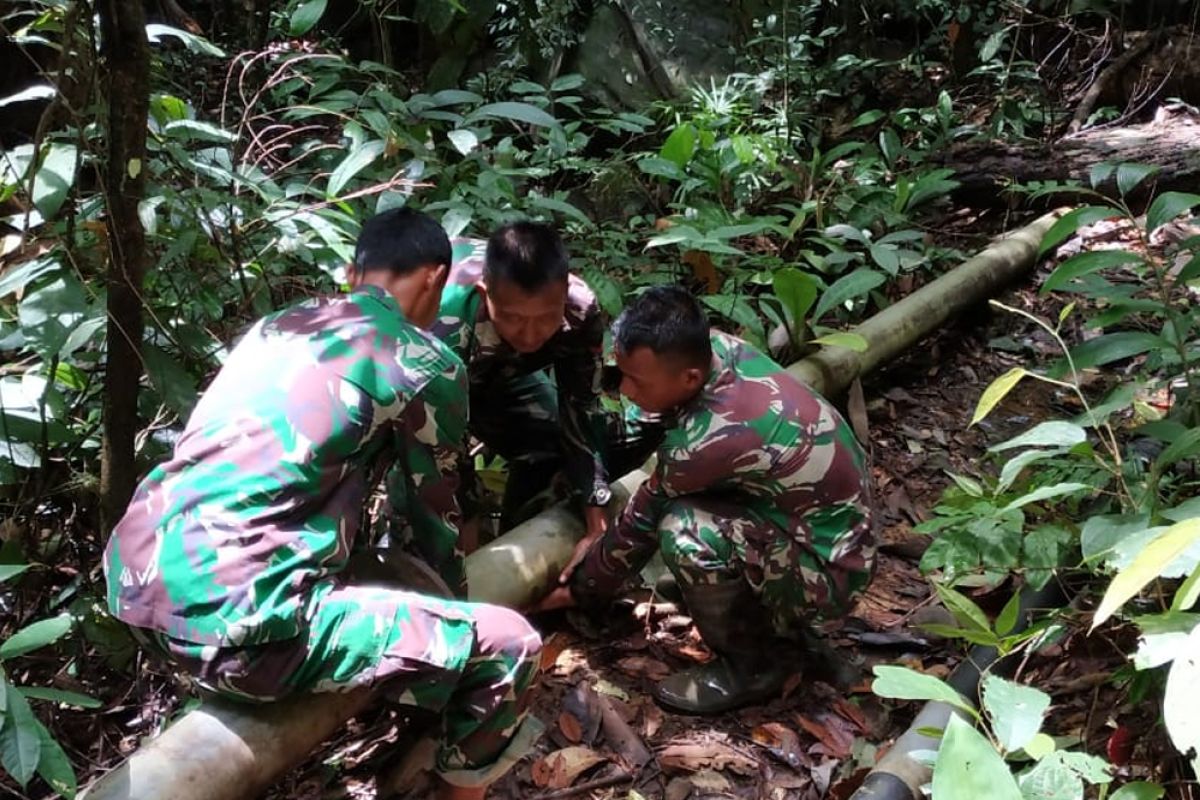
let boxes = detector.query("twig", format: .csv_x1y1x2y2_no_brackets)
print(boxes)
1067,31,1161,134
534,770,634,800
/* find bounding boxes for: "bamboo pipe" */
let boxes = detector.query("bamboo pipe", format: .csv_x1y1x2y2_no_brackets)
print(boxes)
80,209,1064,800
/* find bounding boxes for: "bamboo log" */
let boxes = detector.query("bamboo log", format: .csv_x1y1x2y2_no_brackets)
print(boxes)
80,210,1063,800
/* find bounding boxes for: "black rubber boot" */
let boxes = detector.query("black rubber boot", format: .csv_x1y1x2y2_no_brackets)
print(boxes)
654,580,795,714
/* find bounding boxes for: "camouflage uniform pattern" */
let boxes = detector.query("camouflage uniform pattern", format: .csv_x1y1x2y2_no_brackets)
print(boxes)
573,332,876,633
104,285,541,780
431,239,610,512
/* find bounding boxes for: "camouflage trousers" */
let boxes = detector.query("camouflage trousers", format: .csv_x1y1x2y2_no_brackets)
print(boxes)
148,581,542,786
657,497,870,638
468,372,664,525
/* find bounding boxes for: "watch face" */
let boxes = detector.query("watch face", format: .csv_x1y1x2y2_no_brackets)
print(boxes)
594,487,613,505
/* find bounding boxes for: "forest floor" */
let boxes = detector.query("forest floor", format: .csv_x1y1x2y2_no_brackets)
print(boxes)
0,208,1174,799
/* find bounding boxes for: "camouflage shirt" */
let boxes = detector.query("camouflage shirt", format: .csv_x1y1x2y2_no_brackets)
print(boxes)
574,331,875,603
104,285,469,647
432,238,609,504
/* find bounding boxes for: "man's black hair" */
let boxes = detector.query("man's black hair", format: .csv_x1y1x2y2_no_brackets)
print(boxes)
613,285,712,368
353,208,452,276
483,221,570,292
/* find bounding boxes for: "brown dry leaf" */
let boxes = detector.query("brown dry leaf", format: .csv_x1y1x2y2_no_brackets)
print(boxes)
641,702,664,738
831,697,869,734
690,769,731,791
539,632,572,671
665,777,693,800
683,249,720,293
751,723,808,770
659,742,758,776
530,746,608,789
781,672,805,701
616,656,672,682
558,710,583,743
795,712,855,759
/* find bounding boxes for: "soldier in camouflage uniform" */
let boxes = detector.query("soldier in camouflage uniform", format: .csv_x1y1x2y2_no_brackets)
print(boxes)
543,286,875,714
104,209,542,800
431,222,650,544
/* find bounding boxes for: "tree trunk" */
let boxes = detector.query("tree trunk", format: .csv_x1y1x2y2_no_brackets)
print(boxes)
941,111,1200,207
98,0,150,534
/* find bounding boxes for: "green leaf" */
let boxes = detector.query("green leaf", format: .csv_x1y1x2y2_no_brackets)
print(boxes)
1131,611,1200,669
1094,519,1200,629
1154,426,1200,470
0,257,57,299
660,124,697,168
32,718,75,799
326,140,386,198
947,471,984,498
0,614,72,660
997,448,1066,494
0,564,30,584
972,367,1027,425
1117,163,1160,197
981,674,1050,752
1172,567,1200,613
990,421,1087,452
0,687,40,786
447,129,478,156
1164,624,1200,766
1066,331,1165,371
870,665,977,717
1018,751,1085,800
528,195,592,227
142,344,198,418
0,85,55,107
467,101,559,129
289,0,328,35
1024,732,1057,760
1041,250,1143,294
145,24,225,57
980,27,1007,61
932,715,1023,800
18,272,87,359
995,591,1022,637
1000,482,1091,513
935,583,992,635
810,332,868,352
1146,192,1200,234
32,143,77,219
163,120,236,144
812,268,886,321
1089,162,1116,189
20,687,101,709
870,244,900,274
772,268,818,330
1109,782,1165,800
1038,206,1117,257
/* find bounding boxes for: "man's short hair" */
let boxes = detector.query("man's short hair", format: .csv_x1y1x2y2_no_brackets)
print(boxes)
613,286,712,368
484,221,569,292
353,208,452,276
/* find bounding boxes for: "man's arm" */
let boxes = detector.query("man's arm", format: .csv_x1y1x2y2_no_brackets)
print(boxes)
389,355,471,597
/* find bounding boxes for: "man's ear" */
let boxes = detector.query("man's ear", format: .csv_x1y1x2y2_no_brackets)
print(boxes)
683,366,706,389
345,263,362,288
426,263,448,289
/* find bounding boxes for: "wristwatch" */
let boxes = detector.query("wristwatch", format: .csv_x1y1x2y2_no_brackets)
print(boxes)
589,485,613,506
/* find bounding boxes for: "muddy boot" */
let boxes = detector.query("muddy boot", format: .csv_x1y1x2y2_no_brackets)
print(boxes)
654,580,793,714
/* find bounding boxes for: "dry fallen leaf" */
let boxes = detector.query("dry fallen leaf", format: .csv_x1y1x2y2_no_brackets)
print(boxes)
641,702,664,738
751,722,808,770
659,742,758,776
616,656,672,682
683,249,720,293
558,710,583,743
831,696,870,734
539,632,572,671
690,769,732,791
665,777,693,800
795,712,855,759
530,746,608,789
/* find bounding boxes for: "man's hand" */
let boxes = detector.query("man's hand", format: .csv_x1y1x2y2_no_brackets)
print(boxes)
532,585,576,613
557,505,607,584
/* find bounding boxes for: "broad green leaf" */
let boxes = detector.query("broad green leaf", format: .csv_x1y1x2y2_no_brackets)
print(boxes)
1000,482,1091,513
145,24,225,56
701,295,764,343
0,564,30,584
0,85,55,107
935,583,992,635
0,257,57,299
0,614,72,660
997,448,1066,494
1117,163,1160,197
326,140,386,198
1089,163,1116,189
772,268,818,329
1024,526,1072,590
1164,624,1200,766
972,367,1027,425
1065,332,1165,371
0,687,40,786
289,0,328,35
528,195,592,227
20,687,101,709
163,120,236,144
467,101,559,129
870,244,900,274
637,156,685,181
918,623,1001,648
870,665,977,717
810,332,868,352
1018,751,1085,800
995,591,1022,637
18,272,87,359
1038,206,1117,257
990,421,1087,452
812,268,886,321
660,124,697,168
1172,567,1200,612
1081,514,1153,567
932,715,1023,800
947,472,984,498
142,344,198,418
1041,250,1143,294
1109,782,1165,800
447,129,478,156
980,27,1007,61
1025,733,1057,760
32,143,77,219
1146,192,1200,234
645,225,703,249
33,717,76,798
1131,611,1200,669
1155,426,1200,469
1094,519,1200,628
981,674,1050,752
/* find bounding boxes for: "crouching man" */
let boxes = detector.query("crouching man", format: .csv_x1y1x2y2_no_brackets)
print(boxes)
541,286,875,714
103,209,541,800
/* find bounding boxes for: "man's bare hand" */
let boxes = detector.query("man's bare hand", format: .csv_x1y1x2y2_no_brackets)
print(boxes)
558,506,607,584
533,585,576,612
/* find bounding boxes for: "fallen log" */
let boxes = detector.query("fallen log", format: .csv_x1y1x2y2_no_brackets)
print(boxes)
79,209,1064,800
940,110,1200,206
